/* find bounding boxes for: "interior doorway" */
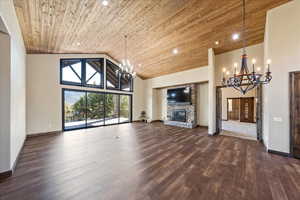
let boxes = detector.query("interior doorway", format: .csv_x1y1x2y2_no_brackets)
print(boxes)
216,85,263,141
290,71,300,158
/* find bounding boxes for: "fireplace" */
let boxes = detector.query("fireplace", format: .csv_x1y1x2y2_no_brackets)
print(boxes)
172,110,187,122
164,84,197,129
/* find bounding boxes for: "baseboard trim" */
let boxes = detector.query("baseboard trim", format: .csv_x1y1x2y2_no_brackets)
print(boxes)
26,130,62,138
150,120,163,123
0,135,26,181
0,170,12,180
268,149,291,157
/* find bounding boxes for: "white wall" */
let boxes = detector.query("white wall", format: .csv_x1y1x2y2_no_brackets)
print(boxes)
264,0,300,153
144,49,215,132
0,32,11,172
208,48,216,134
144,66,210,121
155,89,167,121
26,54,145,135
197,83,209,126
0,0,27,172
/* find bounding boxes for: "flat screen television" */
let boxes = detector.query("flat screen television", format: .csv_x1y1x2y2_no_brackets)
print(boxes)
167,87,191,104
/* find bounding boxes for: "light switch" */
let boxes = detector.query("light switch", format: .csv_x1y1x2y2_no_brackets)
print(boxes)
273,117,283,122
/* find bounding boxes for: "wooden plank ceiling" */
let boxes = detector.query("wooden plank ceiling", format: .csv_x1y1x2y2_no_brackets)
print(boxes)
13,0,290,79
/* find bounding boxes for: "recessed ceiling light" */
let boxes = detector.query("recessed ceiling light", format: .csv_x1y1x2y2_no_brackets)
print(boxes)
102,0,109,6
232,33,239,40
215,41,219,45
172,48,179,55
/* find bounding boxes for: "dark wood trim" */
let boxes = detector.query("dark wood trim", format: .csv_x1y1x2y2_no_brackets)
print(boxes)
26,131,62,138
290,72,294,157
198,125,208,128
289,71,300,159
0,135,26,181
0,170,12,180
0,30,9,35
150,120,163,123
268,149,291,157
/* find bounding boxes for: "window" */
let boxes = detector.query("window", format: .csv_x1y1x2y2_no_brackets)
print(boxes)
120,75,133,91
227,97,255,123
85,59,104,88
227,98,240,121
61,59,82,86
240,97,254,123
106,60,120,90
63,89,132,131
60,58,104,88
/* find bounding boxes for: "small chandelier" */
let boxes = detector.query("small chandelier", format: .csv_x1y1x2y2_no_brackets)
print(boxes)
117,35,136,78
222,0,272,94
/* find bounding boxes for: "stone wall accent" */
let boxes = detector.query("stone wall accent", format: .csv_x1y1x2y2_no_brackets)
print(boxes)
164,84,197,128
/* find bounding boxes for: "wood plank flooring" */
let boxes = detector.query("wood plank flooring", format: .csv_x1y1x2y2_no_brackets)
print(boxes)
1,122,300,200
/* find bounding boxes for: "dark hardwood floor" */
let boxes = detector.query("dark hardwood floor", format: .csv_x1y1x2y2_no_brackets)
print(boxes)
1,122,300,200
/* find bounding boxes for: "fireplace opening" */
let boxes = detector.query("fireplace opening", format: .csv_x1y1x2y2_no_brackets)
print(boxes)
172,110,187,122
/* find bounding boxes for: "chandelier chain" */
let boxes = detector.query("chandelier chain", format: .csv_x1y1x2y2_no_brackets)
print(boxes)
242,0,246,54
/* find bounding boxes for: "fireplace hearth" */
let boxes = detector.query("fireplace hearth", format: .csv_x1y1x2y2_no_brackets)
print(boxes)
172,110,187,122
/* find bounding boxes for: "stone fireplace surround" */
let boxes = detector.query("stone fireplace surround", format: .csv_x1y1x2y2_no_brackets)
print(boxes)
164,84,197,128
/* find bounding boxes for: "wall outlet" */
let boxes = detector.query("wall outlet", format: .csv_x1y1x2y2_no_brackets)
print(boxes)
273,117,283,122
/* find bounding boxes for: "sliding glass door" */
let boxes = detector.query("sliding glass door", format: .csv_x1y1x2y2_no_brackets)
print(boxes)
64,90,86,130
86,92,105,127
105,94,119,125
120,95,131,123
63,89,132,131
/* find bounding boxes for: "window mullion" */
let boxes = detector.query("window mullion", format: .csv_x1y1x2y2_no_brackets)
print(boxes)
82,59,86,86
86,71,98,83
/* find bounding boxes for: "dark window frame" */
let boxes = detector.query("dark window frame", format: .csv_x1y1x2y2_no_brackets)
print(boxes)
62,88,133,131
106,59,134,92
60,58,104,89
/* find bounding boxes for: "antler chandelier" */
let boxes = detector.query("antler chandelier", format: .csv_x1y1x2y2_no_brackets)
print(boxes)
117,35,136,78
222,0,272,94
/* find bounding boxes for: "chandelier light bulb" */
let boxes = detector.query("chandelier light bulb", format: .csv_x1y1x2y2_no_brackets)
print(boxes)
234,63,238,68
102,0,109,6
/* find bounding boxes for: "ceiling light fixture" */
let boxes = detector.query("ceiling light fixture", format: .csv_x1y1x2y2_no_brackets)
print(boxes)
215,41,219,45
232,33,240,40
117,35,136,78
102,0,109,6
172,48,179,55
76,42,81,46
222,0,272,94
